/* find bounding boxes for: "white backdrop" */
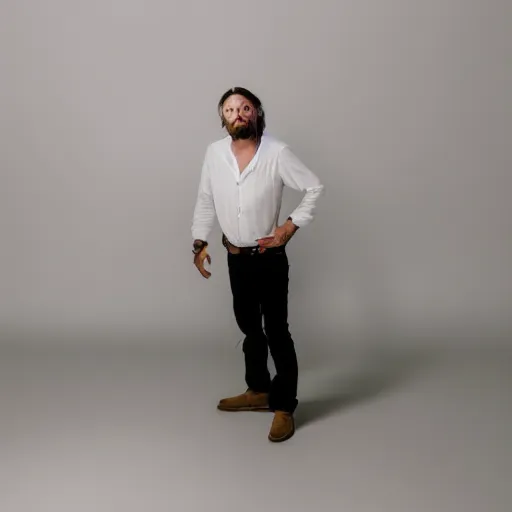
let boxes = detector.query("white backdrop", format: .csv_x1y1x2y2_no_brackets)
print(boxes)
1,0,511,349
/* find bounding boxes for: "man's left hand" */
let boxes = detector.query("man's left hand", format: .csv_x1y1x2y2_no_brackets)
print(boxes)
257,219,298,249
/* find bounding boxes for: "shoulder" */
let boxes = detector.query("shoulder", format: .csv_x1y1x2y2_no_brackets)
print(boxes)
262,136,303,166
261,134,287,150
207,136,230,155
260,134,290,158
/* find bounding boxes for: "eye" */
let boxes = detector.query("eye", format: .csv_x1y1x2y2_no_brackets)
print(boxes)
244,105,250,111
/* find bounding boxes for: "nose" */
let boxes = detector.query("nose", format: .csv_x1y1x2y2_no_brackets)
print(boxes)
228,109,240,120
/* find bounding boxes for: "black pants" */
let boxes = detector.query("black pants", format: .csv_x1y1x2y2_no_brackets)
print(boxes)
227,247,298,413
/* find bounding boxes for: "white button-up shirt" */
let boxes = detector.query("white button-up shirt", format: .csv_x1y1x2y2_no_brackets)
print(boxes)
191,134,324,247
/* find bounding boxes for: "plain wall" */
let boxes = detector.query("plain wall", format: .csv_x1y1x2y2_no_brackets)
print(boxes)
1,0,511,349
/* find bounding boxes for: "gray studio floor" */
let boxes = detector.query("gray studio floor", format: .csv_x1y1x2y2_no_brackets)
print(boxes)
1,344,510,512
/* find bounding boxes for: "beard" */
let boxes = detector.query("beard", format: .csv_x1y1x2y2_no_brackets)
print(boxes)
226,119,258,140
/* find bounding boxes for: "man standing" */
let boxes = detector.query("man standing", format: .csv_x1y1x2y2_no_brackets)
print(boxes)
191,87,324,442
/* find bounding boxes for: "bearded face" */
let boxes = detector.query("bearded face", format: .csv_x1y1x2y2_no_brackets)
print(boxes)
221,94,259,140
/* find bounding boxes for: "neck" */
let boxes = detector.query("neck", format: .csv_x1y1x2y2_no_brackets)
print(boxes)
231,136,260,152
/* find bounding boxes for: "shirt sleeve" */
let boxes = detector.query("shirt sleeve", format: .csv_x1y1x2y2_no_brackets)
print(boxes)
277,145,325,228
191,146,217,242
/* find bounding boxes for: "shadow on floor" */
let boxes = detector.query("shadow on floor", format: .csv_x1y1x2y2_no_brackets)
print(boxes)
295,348,435,429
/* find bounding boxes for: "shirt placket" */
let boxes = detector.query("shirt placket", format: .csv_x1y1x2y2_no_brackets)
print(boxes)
230,146,260,246
236,177,242,243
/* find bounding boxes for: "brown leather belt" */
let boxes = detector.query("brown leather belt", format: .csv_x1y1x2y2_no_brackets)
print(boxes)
222,233,283,255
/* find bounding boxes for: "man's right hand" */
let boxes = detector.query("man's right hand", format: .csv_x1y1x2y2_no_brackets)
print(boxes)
193,245,211,279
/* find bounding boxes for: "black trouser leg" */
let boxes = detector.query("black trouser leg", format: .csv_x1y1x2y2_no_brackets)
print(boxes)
259,251,298,413
227,249,298,413
228,253,271,393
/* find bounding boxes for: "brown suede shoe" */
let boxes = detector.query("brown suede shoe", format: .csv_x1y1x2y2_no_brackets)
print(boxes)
268,411,295,442
217,389,270,412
